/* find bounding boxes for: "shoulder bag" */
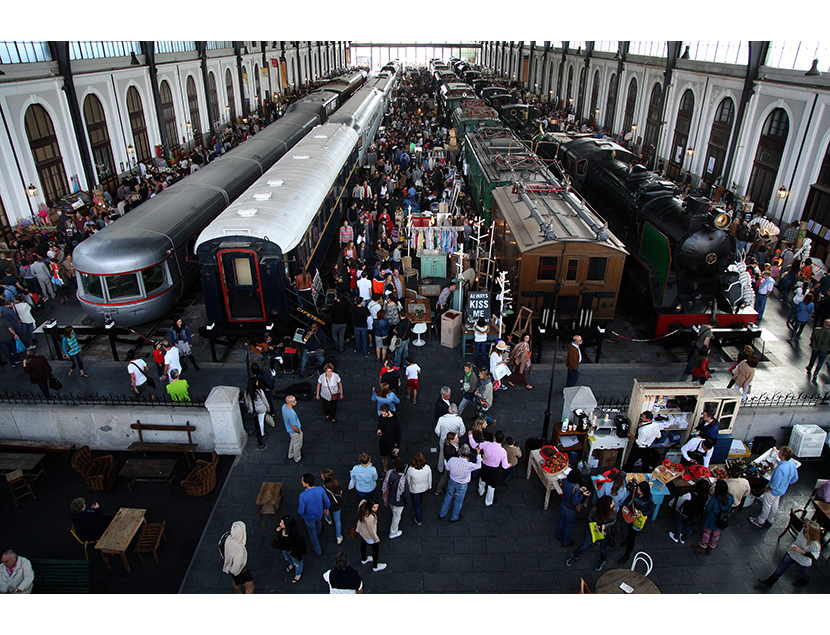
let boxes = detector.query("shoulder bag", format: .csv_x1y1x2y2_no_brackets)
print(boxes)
48,375,63,391
130,361,156,389
326,376,340,401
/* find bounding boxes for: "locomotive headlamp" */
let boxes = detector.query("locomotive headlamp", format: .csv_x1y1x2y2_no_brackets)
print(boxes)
713,213,730,230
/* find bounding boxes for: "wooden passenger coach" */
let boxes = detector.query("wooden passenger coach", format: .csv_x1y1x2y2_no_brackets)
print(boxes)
491,183,627,323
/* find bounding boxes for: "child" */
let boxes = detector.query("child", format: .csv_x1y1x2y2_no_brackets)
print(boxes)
691,345,710,386
405,356,421,404
61,326,89,378
502,436,523,485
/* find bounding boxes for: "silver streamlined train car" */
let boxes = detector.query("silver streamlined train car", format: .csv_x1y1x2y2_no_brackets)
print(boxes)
195,123,360,323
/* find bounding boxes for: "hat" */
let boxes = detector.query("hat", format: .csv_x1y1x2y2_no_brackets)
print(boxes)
496,340,507,351
616,470,627,481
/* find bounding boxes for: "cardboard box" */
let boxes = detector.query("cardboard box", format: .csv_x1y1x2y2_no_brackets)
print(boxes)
441,311,462,348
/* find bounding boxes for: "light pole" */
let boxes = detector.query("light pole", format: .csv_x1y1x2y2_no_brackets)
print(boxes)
126,145,136,175
26,183,38,221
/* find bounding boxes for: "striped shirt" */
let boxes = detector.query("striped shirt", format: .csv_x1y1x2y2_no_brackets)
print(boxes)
445,454,482,485
788,529,821,567
339,225,354,245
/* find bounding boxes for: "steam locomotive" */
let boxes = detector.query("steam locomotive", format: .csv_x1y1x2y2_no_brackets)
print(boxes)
543,135,749,335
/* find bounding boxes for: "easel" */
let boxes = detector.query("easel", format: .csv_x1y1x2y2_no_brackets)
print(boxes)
509,306,534,341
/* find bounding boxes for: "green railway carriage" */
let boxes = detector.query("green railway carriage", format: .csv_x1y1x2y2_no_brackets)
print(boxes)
452,101,502,140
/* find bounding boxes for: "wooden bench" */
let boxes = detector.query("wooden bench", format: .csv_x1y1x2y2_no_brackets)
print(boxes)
0,439,75,463
128,420,197,465
31,559,90,593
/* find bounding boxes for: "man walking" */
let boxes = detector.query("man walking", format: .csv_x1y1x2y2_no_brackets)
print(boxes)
161,340,182,383
282,395,303,463
565,335,582,387
434,404,465,473
438,444,482,522
805,319,830,381
754,271,775,321
751,446,799,528
298,473,330,556
381,458,408,539
351,297,370,357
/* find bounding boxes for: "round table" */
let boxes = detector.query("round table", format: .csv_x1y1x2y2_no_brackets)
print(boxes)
595,569,660,594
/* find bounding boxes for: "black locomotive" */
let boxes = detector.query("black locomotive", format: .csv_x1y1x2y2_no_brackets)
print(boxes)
542,135,744,332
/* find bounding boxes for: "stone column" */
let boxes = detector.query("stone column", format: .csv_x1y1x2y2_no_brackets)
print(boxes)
206,385,246,455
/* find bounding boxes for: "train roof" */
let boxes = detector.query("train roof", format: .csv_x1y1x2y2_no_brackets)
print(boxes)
491,184,628,255
195,123,358,255
328,85,384,131
72,110,319,275
465,127,552,184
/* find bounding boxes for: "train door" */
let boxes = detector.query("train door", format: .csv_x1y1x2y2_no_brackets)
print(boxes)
217,249,266,322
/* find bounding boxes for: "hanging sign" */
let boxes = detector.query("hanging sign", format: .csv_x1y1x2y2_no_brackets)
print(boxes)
467,291,491,321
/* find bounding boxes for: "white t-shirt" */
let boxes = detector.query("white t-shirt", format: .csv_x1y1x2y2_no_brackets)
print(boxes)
128,358,148,387
357,277,372,301
14,302,35,325
163,346,182,379
405,363,421,380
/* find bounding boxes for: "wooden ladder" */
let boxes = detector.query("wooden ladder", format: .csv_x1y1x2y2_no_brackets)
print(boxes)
477,257,496,291
510,306,534,341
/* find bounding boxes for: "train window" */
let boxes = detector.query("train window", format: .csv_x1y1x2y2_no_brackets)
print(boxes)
565,259,579,281
576,160,588,177
105,273,141,299
586,257,607,282
142,265,166,294
79,273,103,299
537,256,559,281
232,257,254,286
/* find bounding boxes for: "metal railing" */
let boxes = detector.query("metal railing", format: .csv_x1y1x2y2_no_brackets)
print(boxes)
594,391,830,411
0,390,206,407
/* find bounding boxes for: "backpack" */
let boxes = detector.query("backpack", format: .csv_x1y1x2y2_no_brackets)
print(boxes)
714,499,731,529
218,531,230,561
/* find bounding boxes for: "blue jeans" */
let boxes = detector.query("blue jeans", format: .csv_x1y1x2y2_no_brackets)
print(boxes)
300,349,325,376
354,327,369,356
304,517,323,555
357,488,375,503
754,293,769,320
458,395,473,416
673,512,694,542
331,508,342,539
735,240,748,257
503,465,517,484
411,492,423,523
332,323,346,353
557,505,577,545
792,320,808,339
684,345,700,375
806,349,827,375
770,553,810,582
473,341,487,367
439,479,467,521
68,353,84,371
572,528,608,561
282,550,304,576
0,339,20,365
394,339,409,367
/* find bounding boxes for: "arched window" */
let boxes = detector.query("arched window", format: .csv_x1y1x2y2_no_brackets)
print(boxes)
642,82,663,160
589,70,601,123
186,76,203,148
566,65,574,107
622,77,638,135
801,139,830,241
604,73,617,131
667,89,695,180
704,97,735,183
82,94,117,194
25,104,69,206
225,68,236,123
208,71,220,129
159,80,179,156
747,108,789,214
126,86,151,163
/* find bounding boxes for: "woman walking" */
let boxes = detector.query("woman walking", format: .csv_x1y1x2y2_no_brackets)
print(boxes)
472,317,489,368
692,479,734,555
275,515,306,584
619,480,655,564
759,520,822,588
565,495,617,572
355,498,387,572
243,377,270,450
375,309,390,362
506,333,534,389
371,382,399,415
434,432,460,497
728,354,759,400
316,363,343,423
405,452,432,526
61,326,89,377
349,453,379,502
321,469,344,545
556,470,590,547
222,520,254,593
169,317,199,371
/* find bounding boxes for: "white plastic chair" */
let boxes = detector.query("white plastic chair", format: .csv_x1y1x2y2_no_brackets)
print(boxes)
631,551,653,577
412,322,427,346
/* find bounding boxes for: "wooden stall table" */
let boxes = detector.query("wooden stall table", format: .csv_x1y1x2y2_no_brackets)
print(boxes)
595,569,660,594
812,500,830,531
118,459,178,491
405,298,433,341
95,507,146,573
526,449,564,510
0,452,46,481
256,481,286,527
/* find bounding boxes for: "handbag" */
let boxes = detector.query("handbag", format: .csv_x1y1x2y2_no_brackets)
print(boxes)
389,334,401,351
621,505,637,524
264,413,276,427
348,523,359,539
326,377,340,400
48,375,63,391
15,338,26,353
176,340,192,356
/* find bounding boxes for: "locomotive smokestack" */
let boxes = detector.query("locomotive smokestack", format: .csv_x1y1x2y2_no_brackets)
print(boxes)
684,196,710,217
